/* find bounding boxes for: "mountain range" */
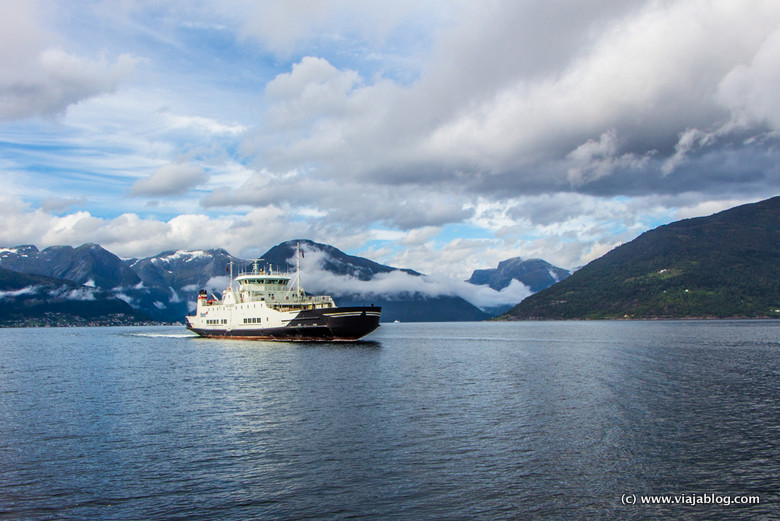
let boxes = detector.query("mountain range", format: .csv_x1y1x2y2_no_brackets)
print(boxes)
7,195,774,325
503,196,780,319
0,240,564,324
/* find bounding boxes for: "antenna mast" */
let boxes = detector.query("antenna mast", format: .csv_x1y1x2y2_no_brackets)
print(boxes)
295,242,302,295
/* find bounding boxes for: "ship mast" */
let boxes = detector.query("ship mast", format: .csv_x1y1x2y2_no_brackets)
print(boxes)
295,242,302,296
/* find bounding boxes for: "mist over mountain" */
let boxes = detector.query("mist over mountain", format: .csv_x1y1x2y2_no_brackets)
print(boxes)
259,240,491,322
0,267,151,326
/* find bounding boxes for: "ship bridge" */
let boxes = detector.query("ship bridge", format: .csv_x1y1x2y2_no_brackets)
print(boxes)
233,259,334,310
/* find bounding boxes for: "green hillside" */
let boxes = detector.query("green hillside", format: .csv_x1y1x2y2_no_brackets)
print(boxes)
503,196,780,320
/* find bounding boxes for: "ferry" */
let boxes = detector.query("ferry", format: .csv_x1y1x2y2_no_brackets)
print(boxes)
185,245,381,341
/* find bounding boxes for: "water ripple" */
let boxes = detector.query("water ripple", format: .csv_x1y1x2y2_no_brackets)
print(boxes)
0,321,778,519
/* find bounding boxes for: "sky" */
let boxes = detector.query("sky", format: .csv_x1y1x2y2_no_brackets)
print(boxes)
1,0,779,282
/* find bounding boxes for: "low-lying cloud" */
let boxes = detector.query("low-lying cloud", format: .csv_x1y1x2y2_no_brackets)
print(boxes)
0,284,100,302
295,247,532,311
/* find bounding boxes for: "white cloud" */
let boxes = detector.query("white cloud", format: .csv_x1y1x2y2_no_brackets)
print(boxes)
0,1,139,121
58,287,98,301
0,47,138,120
0,195,312,260
228,0,431,56
204,276,230,294
718,26,780,129
130,163,208,197
566,130,650,186
0,286,38,299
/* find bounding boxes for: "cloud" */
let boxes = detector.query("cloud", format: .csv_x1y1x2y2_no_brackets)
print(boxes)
232,0,780,205
41,196,89,213
0,286,38,299
114,292,135,306
202,172,473,229
131,163,208,197
0,195,306,259
0,284,99,302
204,276,230,294
566,130,651,186
0,17,138,120
57,287,98,301
229,0,429,57
718,26,780,129
294,244,532,311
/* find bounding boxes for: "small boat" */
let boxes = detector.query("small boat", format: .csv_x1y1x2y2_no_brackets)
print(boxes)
185,244,381,341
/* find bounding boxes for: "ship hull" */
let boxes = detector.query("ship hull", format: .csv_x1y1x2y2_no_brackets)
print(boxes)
186,306,381,342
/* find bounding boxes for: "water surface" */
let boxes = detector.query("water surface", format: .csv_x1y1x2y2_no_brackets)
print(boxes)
1,321,778,519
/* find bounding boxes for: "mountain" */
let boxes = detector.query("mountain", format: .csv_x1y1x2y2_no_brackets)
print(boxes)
468,257,570,293
0,267,152,326
261,240,421,279
0,244,201,323
125,248,245,321
1,240,491,323
466,257,571,315
0,244,140,288
503,196,780,320
335,294,490,322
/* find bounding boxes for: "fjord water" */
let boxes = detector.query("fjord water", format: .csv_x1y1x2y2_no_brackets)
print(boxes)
1,321,778,520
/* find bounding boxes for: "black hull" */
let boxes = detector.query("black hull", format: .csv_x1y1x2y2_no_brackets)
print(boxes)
187,306,381,342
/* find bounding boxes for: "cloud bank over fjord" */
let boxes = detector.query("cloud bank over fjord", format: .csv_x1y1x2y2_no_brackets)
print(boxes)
293,246,532,311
